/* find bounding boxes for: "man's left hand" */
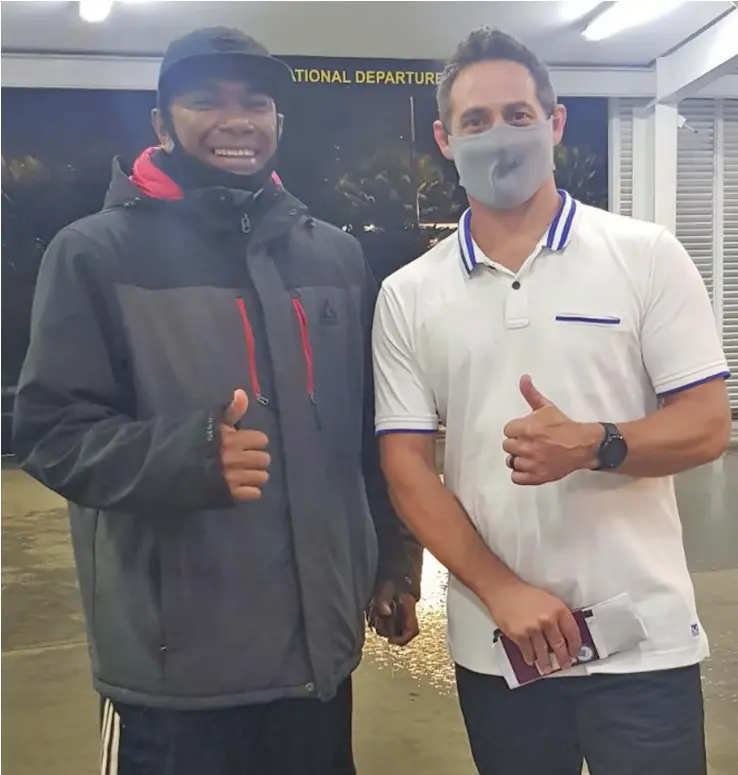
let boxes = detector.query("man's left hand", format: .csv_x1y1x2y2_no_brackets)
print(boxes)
370,581,420,647
502,375,603,486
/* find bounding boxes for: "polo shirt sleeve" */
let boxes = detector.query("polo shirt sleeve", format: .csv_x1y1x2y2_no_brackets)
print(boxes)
641,228,730,397
372,284,439,435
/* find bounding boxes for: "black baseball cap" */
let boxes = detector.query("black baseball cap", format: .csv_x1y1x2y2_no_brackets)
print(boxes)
158,27,293,107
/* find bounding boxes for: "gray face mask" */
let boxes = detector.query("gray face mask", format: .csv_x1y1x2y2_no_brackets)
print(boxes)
448,120,555,210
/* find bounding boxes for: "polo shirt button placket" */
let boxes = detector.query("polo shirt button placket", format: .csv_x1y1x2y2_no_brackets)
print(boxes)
505,277,529,329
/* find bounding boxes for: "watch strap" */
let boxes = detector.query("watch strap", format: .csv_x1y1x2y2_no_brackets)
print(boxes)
596,422,624,471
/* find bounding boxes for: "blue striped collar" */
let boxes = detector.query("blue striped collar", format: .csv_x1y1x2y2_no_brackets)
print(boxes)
457,190,578,275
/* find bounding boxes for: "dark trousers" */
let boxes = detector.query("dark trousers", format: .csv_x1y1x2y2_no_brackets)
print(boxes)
456,664,707,775
99,679,355,775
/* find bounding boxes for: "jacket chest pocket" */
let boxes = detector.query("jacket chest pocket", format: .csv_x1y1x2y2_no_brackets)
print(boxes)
289,287,363,393
289,286,364,448
117,284,265,411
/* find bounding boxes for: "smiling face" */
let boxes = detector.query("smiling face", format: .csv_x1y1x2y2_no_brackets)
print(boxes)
154,78,280,176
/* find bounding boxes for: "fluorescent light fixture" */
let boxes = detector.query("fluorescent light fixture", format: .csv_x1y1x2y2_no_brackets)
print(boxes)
79,0,115,23
561,0,605,22
583,0,685,41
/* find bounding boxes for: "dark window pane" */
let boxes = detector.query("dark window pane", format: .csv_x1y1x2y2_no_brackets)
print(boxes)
554,98,609,209
411,90,467,221
2,88,157,387
277,79,414,231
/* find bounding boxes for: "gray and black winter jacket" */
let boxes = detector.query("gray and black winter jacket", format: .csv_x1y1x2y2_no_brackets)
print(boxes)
13,149,422,710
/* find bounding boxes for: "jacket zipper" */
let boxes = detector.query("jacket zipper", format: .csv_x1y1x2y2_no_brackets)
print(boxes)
291,294,321,428
236,298,269,406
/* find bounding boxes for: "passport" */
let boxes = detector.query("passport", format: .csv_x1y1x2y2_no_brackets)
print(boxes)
493,593,648,689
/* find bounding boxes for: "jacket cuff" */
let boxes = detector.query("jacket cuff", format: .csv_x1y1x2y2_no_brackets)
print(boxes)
201,411,236,509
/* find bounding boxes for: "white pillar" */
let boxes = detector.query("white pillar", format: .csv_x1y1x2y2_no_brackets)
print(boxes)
631,103,678,233
652,103,679,233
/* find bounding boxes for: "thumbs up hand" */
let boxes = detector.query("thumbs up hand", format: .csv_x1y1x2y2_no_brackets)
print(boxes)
220,389,271,501
502,375,602,486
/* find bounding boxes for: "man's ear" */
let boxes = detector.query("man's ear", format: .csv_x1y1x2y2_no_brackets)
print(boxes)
152,107,174,152
433,119,453,161
277,113,284,141
552,104,567,147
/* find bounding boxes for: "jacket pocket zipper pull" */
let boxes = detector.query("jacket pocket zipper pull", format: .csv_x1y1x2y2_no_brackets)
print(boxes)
309,392,322,429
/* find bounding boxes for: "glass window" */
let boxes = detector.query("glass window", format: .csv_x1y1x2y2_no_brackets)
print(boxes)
2,88,157,387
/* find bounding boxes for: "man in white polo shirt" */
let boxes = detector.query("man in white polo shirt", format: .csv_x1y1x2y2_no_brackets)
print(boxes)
373,27,731,775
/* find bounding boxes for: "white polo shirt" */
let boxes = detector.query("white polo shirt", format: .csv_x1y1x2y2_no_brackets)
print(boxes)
372,192,730,676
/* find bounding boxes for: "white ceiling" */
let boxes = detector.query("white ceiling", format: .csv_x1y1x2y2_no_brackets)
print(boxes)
1,1,734,67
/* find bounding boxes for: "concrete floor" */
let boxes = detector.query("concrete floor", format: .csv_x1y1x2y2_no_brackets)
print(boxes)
2,458,738,775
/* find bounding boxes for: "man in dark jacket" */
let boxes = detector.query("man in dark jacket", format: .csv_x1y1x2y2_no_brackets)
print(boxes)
13,27,422,775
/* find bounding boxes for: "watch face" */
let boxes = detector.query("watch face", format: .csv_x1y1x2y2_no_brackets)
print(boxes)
601,435,628,469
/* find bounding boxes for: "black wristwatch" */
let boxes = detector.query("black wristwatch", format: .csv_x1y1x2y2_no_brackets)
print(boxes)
595,422,628,471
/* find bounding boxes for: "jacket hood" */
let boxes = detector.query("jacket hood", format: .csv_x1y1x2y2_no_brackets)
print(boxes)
103,147,285,210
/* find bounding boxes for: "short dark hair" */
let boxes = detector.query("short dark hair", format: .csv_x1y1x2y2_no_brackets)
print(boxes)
437,28,557,128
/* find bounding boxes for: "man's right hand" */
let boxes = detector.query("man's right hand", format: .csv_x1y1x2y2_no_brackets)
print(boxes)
486,580,582,675
219,389,271,502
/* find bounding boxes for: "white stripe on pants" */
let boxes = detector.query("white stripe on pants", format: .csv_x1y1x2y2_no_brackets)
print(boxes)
100,698,121,775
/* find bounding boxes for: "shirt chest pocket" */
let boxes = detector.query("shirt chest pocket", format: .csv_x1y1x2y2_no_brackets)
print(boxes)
540,308,640,377
554,313,623,327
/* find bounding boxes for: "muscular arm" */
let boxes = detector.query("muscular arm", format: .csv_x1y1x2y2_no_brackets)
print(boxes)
359,251,423,599
588,380,730,478
379,432,518,608
565,227,732,480
362,408,424,599
611,227,732,476
574,223,732,479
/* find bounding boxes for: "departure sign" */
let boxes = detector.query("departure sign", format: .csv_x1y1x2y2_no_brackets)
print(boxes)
290,68,441,87
282,57,445,89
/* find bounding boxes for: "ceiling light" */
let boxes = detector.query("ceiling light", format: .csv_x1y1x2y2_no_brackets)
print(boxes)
583,0,685,41
561,0,605,22
79,0,115,23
